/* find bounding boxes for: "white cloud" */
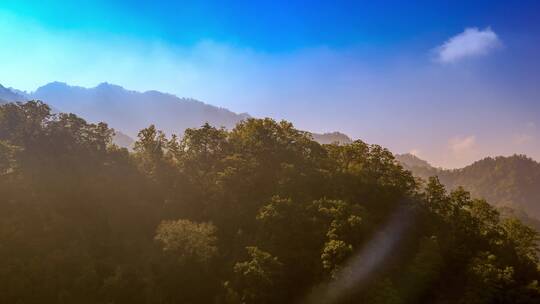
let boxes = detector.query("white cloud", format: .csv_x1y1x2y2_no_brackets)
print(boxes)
440,135,480,168
435,27,501,63
449,135,476,154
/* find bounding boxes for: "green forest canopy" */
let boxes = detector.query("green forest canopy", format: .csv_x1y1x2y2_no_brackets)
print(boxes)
1,101,539,303
396,153,540,225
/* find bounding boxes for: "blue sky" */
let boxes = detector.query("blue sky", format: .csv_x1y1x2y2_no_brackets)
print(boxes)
1,0,539,167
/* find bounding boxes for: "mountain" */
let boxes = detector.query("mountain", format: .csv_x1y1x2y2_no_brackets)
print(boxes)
0,84,27,103
499,206,540,232
28,82,354,147
112,131,135,149
31,82,250,137
311,131,353,145
396,153,540,220
394,153,432,169
108,124,352,150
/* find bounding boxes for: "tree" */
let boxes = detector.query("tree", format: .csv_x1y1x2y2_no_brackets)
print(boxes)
155,219,218,263
231,247,284,304
153,219,219,303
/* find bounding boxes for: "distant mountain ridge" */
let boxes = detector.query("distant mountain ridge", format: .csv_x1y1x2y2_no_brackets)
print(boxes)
112,131,135,149
111,130,353,149
396,153,540,220
0,84,27,103
311,131,353,145
2,81,354,147
30,82,250,138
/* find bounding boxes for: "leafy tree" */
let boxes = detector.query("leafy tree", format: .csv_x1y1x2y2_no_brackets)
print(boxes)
231,247,284,304
155,219,218,263
321,239,353,278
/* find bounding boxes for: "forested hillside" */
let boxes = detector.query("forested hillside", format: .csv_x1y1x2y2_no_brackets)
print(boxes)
396,153,540,220
1,101,539,303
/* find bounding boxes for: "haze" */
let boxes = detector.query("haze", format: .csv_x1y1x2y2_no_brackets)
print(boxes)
1,0,539,168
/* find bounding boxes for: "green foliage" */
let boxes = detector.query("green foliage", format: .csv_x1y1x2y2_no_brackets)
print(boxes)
0,101,539,303
464,252,516,303
321,239,353,277
501,218,539,264
155,219,218,263
231,247,284,304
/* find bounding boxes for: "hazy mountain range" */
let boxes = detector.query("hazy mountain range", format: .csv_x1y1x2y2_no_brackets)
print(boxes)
0,82,354,147
396,153,540,224
1,82,251,146
311,132,352,145
0,84,27,103
31,82,251,138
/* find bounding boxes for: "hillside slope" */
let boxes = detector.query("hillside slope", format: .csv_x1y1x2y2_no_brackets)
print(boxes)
396,153,540,219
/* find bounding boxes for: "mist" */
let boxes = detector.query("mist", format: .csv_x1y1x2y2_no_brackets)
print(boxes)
1,11,539,168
